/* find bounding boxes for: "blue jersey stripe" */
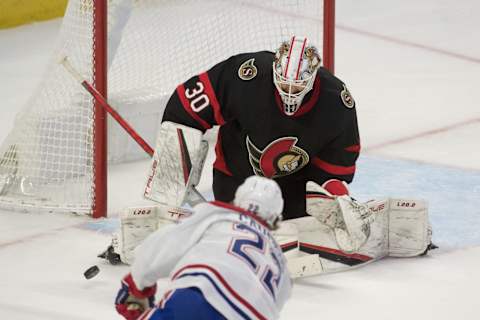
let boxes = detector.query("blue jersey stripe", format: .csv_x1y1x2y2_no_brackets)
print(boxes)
178,272,252,320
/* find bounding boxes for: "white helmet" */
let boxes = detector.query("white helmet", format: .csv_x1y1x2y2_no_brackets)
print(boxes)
234,176,284,229
273,36,321,115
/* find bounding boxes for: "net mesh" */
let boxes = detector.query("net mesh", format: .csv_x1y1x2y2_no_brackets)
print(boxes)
0,0,325,214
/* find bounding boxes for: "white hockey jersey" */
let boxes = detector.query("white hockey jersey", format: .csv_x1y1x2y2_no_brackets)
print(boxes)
131,201,292,320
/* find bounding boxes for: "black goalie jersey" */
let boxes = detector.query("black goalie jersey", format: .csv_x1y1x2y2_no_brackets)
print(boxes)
162,51,360,219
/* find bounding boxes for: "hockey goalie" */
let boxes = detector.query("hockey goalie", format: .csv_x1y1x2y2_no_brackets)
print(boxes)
102,35,434,276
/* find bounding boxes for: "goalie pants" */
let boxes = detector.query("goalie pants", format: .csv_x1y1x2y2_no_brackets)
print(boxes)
146,287,226,320
213,169,307,219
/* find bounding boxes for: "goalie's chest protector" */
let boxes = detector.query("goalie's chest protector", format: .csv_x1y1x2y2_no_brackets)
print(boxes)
216,51,353,180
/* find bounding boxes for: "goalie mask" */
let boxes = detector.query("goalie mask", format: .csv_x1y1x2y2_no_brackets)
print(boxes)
234,176,284,229
273,36,321,115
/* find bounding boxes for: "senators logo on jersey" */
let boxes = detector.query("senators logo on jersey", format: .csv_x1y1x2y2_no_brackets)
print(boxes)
238,58,257,81
246,136,309,178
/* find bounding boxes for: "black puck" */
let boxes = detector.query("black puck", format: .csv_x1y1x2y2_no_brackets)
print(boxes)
84,265,100,279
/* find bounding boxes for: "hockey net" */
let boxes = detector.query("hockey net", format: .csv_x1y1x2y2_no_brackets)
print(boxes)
0,0,333,217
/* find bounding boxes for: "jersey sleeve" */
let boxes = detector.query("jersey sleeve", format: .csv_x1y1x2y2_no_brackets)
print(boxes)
308,111,361,185
161,58,235,133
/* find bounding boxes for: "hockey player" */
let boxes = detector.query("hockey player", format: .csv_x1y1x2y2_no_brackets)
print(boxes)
146,35,360,220
115,176,292,320
139,35,433,274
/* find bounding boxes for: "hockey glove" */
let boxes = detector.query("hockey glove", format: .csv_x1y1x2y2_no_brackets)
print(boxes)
115,273,156,320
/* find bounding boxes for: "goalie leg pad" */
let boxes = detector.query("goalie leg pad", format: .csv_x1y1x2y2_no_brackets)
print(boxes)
349,198,432,257
272,220,300,259
387,198,431,257
288,197,432,278
114,204,191,265
284,216,382,278
144,121,208,207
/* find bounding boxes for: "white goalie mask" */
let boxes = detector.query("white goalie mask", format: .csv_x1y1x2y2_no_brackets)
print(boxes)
273,36,321,115
234,176,284,229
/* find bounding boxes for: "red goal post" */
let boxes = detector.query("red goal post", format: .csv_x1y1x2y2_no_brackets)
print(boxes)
0,0,335,218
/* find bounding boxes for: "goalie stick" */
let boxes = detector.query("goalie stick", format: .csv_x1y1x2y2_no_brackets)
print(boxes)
59,56,206,205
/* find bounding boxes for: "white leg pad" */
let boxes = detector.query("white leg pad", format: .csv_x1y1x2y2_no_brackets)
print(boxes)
115,204,192,264
288,197,432,277
387,198,431,257
272,221,300,259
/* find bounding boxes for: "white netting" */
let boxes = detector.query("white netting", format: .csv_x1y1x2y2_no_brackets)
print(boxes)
0,0,325,214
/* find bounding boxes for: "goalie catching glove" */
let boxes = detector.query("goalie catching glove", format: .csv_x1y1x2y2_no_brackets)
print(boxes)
306,179,375,253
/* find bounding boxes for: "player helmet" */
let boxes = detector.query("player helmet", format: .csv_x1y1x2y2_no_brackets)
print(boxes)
273,36,321,115
234,176,284,229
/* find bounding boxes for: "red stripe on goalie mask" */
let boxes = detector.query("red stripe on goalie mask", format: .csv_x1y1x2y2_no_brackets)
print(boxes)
284,36,308,80
283,36,296,77
177,129,192,185
294,38,308,80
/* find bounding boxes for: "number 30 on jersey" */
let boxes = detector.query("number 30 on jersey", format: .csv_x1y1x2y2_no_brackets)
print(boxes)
185,82,210,113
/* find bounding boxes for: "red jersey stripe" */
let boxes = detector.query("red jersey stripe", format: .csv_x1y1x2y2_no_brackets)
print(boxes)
312,157,356,175
344,144,361,153
199,72,225,125
213,131,233,176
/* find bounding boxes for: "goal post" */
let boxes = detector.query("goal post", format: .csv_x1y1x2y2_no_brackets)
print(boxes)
323,0,335,73
0,0,335,218
93,0,108,218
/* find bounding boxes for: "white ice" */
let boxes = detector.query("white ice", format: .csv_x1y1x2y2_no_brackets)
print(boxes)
0,0,479,319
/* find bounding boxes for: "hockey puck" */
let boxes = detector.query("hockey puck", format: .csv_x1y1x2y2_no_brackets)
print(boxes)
84,265,100,279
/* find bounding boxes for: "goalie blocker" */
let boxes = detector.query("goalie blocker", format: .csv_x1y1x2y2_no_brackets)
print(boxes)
144,121,208,207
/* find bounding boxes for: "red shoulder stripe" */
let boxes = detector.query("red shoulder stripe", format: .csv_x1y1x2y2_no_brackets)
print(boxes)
199,72,225,125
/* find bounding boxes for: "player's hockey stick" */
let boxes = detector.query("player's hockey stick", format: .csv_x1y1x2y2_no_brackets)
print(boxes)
59,56,206,203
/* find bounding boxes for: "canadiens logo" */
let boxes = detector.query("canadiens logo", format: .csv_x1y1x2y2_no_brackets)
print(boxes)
238,58,257,81
246,136,309,178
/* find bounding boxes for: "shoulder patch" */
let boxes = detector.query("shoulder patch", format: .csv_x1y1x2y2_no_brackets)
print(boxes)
340,84,355,109
238,58,257,81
